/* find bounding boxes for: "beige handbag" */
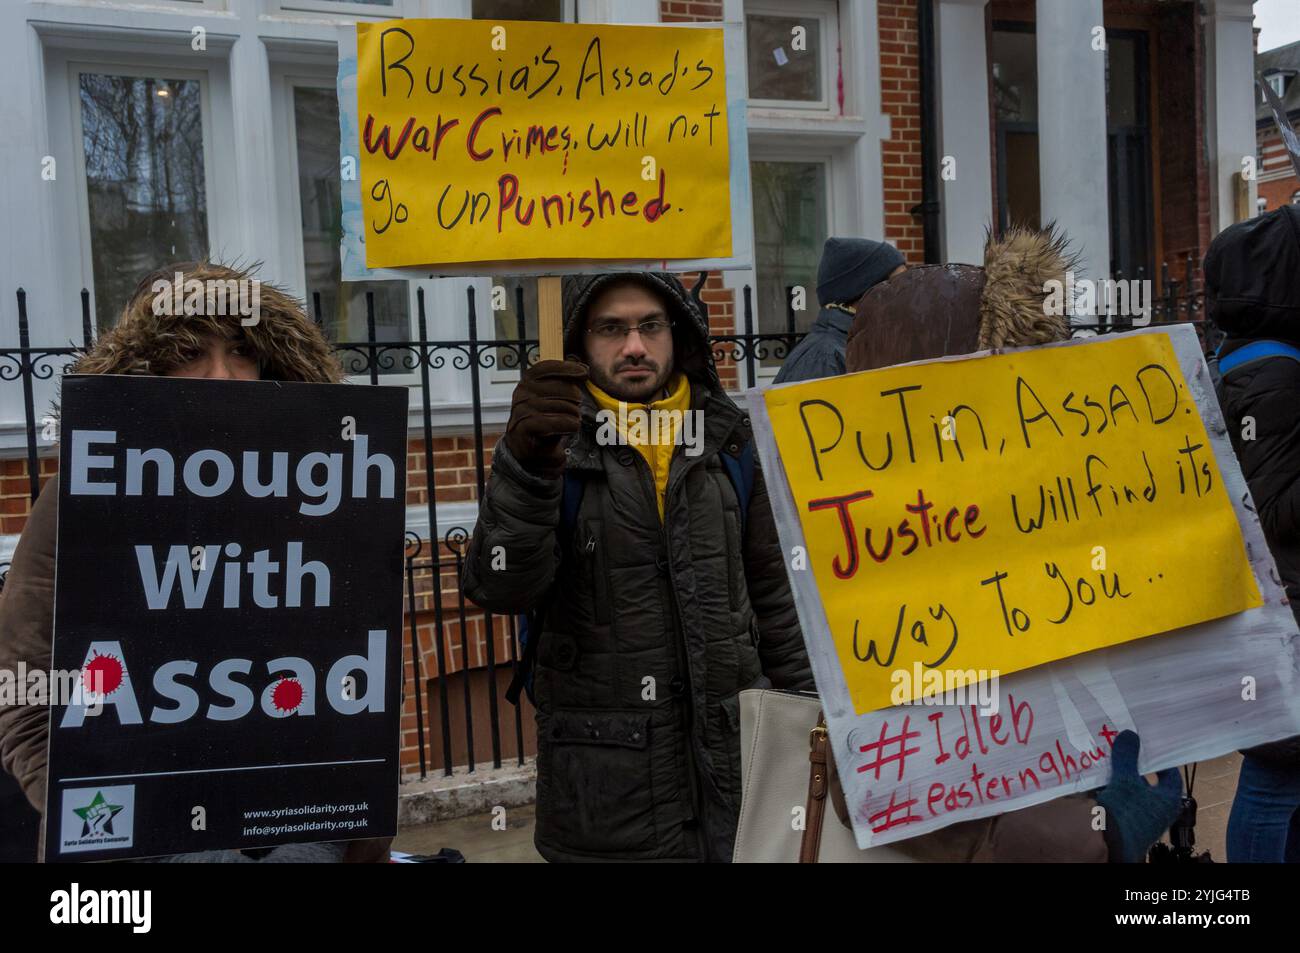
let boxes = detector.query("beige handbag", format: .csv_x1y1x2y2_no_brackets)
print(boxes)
733,688,915,863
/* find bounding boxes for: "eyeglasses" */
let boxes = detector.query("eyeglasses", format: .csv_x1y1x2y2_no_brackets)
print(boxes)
587,320,674,341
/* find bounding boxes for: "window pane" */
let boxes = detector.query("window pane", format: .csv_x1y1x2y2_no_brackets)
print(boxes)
991,29,1038,123
80,74,208,331
1105,35,1140,128
293,87,408,371
746,13,822,103
493,278,538,371
751,160,827,354
1002,131,1041,231
472,0,562,19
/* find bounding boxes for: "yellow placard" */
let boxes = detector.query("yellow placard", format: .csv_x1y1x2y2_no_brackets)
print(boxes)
355,19,732,267
765,334,1262,715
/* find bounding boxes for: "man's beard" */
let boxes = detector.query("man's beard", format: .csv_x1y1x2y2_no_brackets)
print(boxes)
589,356,671,402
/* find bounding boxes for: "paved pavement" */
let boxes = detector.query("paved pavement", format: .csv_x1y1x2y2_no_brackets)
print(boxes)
392,752,1243,863
394,802,544,863
1181,751,1240,861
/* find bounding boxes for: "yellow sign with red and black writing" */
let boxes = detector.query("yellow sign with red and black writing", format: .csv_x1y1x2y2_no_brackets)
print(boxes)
355,18,732,267
765,333,1262,715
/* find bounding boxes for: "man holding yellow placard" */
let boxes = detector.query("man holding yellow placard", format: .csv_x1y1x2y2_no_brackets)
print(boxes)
463,271,813,863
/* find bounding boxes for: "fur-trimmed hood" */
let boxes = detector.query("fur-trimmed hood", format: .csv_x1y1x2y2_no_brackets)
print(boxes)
845,226,1078,372
68,261,344,383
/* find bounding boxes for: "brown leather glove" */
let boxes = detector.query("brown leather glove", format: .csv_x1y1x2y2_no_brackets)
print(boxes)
504,359,588,478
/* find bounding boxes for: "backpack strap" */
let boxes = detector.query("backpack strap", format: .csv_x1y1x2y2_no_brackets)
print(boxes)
721,435,757,536
1217,340,1300,376
560,468,585,534
506,470,587,708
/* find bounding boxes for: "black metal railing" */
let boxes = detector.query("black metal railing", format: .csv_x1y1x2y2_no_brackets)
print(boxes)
0,267,1211,783
1069,253,1216,344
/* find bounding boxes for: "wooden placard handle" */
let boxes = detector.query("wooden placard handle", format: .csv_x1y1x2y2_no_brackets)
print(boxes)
537,276,565,361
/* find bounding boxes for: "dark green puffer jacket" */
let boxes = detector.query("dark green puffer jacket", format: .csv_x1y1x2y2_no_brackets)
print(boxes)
463,273,813,862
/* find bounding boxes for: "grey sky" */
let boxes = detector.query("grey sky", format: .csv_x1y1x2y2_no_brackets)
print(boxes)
1254,0,1300,53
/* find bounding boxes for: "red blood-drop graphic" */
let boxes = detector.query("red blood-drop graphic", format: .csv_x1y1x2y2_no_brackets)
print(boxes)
272,678,304,712
82,653,123,696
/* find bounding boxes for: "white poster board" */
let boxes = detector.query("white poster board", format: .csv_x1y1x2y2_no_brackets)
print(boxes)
748,324,1300,848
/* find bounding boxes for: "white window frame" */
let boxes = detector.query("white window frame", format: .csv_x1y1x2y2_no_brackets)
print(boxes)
470,0,578,22
271,0,421,19
723,0,882,385
271,66,446,391
742,149,838,376
49,53,233,336
743,0,839,113
97,0,228,10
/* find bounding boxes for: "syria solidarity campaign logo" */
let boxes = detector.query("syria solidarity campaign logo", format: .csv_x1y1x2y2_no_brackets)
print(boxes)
60,785,135,853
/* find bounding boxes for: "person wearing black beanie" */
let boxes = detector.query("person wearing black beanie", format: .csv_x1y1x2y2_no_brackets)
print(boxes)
772,237,905,385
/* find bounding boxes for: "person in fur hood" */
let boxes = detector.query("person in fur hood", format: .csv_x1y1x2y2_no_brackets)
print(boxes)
837,227,1184,862
0,261,389,863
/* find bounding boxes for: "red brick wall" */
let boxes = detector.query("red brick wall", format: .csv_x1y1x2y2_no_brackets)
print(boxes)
401,433,504,776
661,0,738,385
1,459,55,535
661,0,722,22
1156,1,1211,280
1258,128,1300,212
1258,168,1300,211
877,0,926,265
698,271,742,389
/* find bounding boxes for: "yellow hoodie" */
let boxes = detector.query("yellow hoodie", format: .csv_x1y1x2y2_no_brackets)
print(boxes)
587,373,691,521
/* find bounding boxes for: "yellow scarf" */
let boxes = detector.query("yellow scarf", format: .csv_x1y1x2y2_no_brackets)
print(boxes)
587,373,691,521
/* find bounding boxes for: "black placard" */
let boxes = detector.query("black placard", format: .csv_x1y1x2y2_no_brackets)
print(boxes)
45,376,407,861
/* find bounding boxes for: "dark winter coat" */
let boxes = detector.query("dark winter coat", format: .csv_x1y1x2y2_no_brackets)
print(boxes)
771,307,853,384
462,273,814,862
1207,204,1300,766
773,237,905,385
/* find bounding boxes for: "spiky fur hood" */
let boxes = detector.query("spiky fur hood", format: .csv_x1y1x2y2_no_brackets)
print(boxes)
68,261,344,383
977,225,1076,350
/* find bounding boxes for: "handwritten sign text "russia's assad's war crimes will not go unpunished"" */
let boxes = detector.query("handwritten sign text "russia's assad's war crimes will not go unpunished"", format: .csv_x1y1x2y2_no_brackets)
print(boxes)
355,18,732,267
764,332,1262,716
44,376,407,862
